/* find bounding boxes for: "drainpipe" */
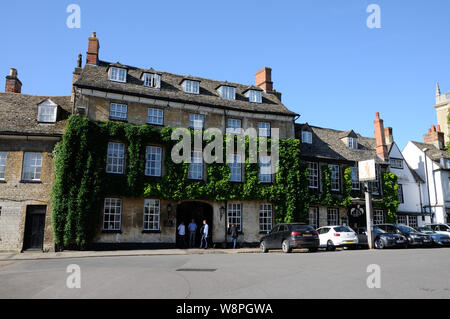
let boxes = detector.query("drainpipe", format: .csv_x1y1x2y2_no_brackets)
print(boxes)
423,148,433,223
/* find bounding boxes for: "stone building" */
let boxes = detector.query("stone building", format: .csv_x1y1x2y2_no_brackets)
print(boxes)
71,33,298,248
434,82,450,145
296,113,391,231
0,69,71,252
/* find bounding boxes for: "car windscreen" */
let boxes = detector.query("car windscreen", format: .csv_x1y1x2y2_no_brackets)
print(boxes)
334,226,354,233
373,227,385,234
397,225,416,233
292,225,315,232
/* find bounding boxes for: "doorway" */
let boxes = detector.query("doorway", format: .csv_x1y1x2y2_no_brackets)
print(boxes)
176,201,213,248
348,206,366,231
23,205,46,250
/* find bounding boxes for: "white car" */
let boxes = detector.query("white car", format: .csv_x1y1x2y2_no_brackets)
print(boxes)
317,226,359,251
423,224,450,236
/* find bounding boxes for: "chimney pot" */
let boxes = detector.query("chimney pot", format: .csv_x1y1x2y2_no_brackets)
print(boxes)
5,68,22,93
437,125,441,132
86,32,100,65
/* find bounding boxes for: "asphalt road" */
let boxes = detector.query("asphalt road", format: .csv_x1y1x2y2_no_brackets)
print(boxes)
1,248,449,299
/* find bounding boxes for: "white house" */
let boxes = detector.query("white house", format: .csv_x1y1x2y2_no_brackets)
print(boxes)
384,127,428,227
402,125,450,225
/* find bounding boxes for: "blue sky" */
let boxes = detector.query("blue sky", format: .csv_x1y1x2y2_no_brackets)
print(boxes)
1,0,449,149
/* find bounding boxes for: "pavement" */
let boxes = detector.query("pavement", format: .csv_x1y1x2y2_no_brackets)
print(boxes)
1,247,450,298
0,247,261,261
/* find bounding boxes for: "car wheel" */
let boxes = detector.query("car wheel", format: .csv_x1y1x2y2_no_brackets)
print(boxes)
308,247,318,253
326,240,335,251
282,240,292,253
374,238,385,249
260,241,268,253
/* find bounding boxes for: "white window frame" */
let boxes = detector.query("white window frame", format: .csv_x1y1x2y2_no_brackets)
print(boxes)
228,153,242,182
227,203,242,232
259,155,272,183
38,100,58,123
398,184,404,203
147,108,164,125
109,67,127,83
103,198,122,231
182,80,200,94
143,199,160,231
373,209,385,225
258,122,271,137
408,215,418,228
329,164,340,191
350,166,360,190
308,162,319,189
188,150,203,180
22,152,42,181
106,142,125,174
145,146,162,177
327,208,339,226
226,118,242,134
309,207,319,229
0,152,6,180
390,158,403,169
248,90,262,103
142,73,161,89
348,137,358,150
369,165,380,195
397,215,407,225
259,204,273,233
302,131,312,144
218,86,236,100
109,103,128,121
189,114,205,129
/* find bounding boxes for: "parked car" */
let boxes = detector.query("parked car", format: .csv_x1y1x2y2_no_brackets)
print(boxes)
422,224,450,237
377,224,433,247
316,226,358,251
356,226,407,249
260,223,319,253
416,227,450,247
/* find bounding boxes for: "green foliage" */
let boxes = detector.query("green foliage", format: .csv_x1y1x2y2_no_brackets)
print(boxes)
381,172,400,223
447,110,450,153
52,115,310,248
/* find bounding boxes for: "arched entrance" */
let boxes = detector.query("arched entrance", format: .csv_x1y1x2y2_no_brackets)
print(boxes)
176,201,213,248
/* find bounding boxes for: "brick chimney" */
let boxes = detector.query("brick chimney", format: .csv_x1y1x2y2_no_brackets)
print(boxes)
86,32,100,65
384,127,393,145
255,67,282,101
374,112,388,161
424,124,445,150
5,68,22,93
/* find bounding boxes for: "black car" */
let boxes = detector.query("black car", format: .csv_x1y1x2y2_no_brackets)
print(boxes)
260,223,320,253
377,224,433,247
356,226,407,249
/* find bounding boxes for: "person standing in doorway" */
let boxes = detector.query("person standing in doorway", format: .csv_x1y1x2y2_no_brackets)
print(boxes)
188,219,197,248
228,223,238,249
177,221,186,248
200,220,209,249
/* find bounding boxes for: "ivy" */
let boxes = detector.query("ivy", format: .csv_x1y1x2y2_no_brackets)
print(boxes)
51,115,309,248
381,172,400,223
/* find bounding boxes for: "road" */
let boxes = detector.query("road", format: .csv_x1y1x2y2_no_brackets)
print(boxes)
1,248,449,298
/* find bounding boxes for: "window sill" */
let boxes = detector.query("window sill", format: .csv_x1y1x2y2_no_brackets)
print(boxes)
20,180,42,184
102,230,122,234
142,230,161,233
109,118,128,123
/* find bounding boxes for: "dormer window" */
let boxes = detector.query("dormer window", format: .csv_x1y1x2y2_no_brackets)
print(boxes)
109,67,127,83
348,137,358,150
142,73,161,89
217,86,236,100
182,80,200,94
302,131,312,144
38,99,58,123
246,90,262,103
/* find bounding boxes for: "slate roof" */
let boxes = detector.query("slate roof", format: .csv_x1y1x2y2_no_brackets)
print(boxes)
410,141,450,170
295,123,387,164
0,93,71,136
74,61,298,117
